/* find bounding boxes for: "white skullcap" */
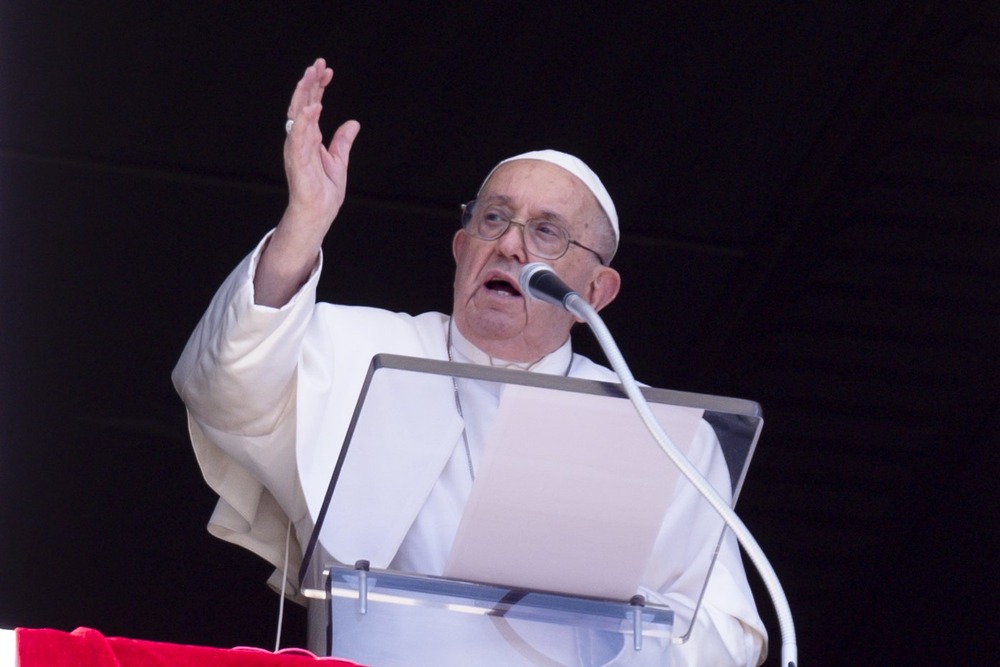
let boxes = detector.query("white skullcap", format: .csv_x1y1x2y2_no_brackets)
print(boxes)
478,149,619,244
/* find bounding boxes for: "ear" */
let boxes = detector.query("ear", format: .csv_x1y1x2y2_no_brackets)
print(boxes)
451,229,466,263
584,265,621,314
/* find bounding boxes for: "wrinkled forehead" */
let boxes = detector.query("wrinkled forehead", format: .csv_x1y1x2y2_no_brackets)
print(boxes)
478,161,595,215
477,149,619,242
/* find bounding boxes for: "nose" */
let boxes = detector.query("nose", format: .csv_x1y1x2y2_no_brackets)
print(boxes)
495,221,529,263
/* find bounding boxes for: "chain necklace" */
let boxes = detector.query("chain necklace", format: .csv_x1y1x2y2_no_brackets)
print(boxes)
446,317,573,481
447,319,478,481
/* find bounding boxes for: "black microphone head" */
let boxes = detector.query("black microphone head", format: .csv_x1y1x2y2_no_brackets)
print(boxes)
519,262,578,309
518,262,555,296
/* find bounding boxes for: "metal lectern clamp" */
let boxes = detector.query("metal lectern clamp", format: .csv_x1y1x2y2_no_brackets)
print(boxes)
629,594,646,651
355,559,371,615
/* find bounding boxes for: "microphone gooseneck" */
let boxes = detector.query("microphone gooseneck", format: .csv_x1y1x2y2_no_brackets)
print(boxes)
518,261,798,667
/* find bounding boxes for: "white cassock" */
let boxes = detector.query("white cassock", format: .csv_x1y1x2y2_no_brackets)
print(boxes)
172,233,767,666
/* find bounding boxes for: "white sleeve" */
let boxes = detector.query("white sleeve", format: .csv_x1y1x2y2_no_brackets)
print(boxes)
0,628,14,667
171,232,321,592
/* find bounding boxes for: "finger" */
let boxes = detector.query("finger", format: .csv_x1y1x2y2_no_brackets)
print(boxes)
287,59,329,119
283,107,321,183
309,63,334,108
287,67,314,120
286,103,324,158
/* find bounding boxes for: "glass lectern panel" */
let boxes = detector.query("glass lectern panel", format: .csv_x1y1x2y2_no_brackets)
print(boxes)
300,354,763,650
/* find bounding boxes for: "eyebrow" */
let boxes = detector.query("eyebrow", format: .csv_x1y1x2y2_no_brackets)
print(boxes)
478,195,571,225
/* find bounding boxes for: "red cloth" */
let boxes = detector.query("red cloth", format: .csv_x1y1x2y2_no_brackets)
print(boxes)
16,627,363,667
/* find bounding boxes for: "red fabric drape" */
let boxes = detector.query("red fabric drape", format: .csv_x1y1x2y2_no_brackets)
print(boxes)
16,627,363,667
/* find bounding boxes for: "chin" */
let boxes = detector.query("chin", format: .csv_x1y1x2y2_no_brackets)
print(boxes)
469,321,521,349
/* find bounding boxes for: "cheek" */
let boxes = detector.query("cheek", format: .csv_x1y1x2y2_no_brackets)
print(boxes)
454,254,474,287
525,295,571,330
454,243,490,286
453,259,481,304
553,260,591,294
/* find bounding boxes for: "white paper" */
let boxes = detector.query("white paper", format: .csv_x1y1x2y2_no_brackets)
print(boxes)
444,383,704,600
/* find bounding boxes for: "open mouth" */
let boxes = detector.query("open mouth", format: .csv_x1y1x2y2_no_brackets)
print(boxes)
484,277,522,297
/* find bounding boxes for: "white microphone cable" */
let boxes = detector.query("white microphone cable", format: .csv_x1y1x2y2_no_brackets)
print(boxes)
520,263,798,667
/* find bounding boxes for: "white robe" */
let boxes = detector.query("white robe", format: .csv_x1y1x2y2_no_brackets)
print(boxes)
172,234,767,666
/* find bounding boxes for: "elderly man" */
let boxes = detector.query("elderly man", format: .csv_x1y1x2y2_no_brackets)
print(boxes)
173,59,766,666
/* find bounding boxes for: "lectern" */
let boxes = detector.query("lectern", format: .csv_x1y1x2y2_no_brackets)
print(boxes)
300,354,763,666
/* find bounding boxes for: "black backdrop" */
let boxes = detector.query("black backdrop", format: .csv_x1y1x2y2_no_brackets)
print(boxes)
2,3,998,664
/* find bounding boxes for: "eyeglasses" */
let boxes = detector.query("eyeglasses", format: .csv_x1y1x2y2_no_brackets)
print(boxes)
460,200,607,265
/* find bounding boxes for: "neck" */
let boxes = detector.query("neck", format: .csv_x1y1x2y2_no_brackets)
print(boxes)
451,322,570,367
448,318,574,376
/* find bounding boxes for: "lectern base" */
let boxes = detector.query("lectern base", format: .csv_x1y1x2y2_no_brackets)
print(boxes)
310,567,674,667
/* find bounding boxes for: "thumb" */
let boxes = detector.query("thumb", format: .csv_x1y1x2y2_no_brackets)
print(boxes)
329,119,361,164
320,119,360,187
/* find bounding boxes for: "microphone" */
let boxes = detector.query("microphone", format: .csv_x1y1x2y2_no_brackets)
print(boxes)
521,268,798,665
518,262,579,310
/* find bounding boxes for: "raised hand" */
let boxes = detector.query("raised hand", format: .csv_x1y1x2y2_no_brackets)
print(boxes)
255,58,361,307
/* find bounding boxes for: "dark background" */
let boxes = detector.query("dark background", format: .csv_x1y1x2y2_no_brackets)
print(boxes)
1,2,997,664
